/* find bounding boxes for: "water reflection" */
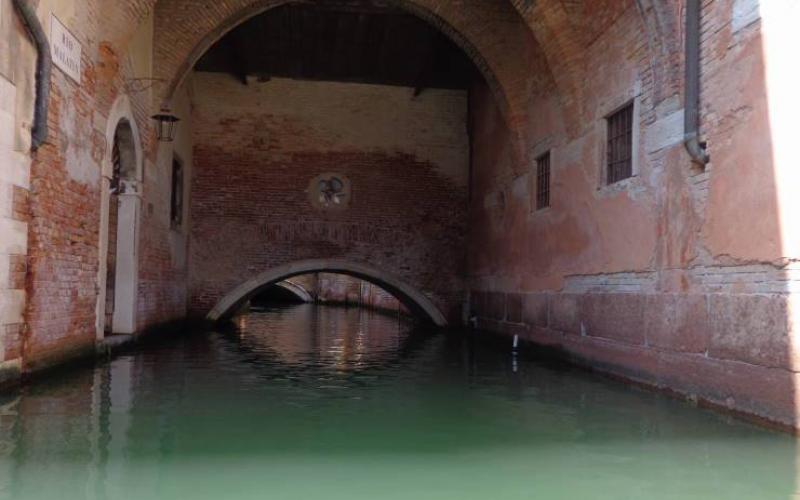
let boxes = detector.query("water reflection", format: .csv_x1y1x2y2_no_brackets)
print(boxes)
0,304,797,500
234,304,408,369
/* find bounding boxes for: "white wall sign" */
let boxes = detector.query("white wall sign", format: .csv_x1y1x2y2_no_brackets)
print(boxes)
50,14,81,83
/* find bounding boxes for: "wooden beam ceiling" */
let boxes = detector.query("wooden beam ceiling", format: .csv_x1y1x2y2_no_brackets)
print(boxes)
194,1,478,91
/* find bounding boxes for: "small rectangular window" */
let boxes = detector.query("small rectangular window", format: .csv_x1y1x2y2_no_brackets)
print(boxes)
606,102,634,184
535,151,551,210
170,156,184,229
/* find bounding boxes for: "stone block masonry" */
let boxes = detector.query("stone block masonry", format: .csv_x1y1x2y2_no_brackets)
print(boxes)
0,56,27,383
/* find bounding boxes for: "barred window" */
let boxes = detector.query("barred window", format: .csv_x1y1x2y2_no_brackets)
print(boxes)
606,102,634,184
535,151,551,210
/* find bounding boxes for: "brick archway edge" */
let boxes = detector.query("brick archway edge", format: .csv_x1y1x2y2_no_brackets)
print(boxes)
206,259,448,326
275,281,313,302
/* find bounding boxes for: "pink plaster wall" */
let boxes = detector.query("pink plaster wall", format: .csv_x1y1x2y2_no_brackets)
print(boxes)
468,1,798,429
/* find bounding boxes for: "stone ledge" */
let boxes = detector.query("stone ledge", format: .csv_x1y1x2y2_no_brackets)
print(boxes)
0,149,30,188
0,358,21,388
97,333,136,355
0,289,24,324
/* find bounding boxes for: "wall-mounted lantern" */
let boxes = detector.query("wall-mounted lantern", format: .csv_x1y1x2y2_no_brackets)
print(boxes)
151,110,180,142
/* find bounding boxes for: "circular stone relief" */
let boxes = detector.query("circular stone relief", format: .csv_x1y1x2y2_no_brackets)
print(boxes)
309,173,352,210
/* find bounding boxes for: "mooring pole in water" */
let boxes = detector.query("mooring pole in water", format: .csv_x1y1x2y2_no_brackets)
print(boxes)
512,334,519,373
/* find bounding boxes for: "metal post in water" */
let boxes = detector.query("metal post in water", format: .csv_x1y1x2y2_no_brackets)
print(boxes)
512,334,519,373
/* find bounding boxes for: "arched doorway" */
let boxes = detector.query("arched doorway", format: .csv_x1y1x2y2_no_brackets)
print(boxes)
98,96,143,338
207,259,448,326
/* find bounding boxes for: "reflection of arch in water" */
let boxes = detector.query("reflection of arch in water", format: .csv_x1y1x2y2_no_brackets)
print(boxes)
216,304,442,376
208,259,447,326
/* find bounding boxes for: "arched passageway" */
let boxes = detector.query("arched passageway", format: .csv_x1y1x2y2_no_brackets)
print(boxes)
207,259,448,326
124,0,800,429
1,0,795,440
185,1,480,325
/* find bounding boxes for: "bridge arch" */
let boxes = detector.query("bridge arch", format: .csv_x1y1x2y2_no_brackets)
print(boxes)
207,259,448,326
273,281,313,303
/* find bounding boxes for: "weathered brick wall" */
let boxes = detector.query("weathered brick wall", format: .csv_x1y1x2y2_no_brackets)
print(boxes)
189,73,468,322
468,1,800,428
315,274,362,306
4,1,189,373
24,73,104,369
358,281,408,315
313,273,407,315
134,81,194,331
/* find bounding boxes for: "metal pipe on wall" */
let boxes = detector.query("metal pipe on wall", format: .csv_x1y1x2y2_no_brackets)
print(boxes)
684,0,710,166
12,0,51,151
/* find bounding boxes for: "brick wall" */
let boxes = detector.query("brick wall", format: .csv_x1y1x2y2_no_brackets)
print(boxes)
6,0,189,373
188,73,468,322
313,273,408,315
134,82,193,331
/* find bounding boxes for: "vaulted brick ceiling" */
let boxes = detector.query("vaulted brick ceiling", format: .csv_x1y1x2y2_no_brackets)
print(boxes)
194,1,479,91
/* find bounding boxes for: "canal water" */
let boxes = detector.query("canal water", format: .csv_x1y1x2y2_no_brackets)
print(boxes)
0,303,797,499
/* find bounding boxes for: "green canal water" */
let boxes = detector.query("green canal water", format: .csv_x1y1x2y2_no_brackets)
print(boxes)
0,304,797,499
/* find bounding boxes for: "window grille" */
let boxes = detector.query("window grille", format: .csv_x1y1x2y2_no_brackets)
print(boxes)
606,102,634,184
535,151,551,210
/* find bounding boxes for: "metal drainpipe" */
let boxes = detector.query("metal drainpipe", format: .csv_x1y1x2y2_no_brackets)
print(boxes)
12,0,51,151
684,0,710,166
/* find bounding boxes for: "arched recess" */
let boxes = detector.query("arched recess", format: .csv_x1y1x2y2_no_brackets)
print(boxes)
208,259,448,327
274,281,313,303
96,95,144,338
151,0,549,165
